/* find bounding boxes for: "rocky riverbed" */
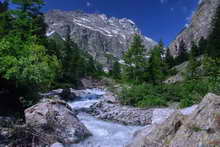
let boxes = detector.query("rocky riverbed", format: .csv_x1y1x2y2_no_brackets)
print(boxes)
0,88,201,147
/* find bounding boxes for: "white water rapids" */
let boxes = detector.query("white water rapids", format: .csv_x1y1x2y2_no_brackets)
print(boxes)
68,89,142,147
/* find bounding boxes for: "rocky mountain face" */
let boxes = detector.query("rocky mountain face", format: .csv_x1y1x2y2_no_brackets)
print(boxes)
169,0,220,56
45,10,157,65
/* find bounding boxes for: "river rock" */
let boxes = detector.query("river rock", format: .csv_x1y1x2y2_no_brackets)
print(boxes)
129,93,220,147
89,101,153,125
25,99,91,144
60,88,77,101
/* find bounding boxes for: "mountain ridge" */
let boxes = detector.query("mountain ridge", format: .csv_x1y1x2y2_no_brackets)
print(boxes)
169,0,220,56
44,10,157,65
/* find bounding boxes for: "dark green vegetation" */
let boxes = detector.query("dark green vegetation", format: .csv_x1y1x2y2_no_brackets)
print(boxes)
118,5,220,108
0,0,103,117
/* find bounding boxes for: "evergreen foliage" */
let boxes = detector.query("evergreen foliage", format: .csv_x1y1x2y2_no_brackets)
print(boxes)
207,5,220,58
148,46,165,85
0,0,55,110
186,42,200,79
175,40,189,65
110,61,121,79
123,34,147,82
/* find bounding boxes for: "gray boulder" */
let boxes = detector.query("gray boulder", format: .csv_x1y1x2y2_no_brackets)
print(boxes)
129,93,220,147
25,99,91,144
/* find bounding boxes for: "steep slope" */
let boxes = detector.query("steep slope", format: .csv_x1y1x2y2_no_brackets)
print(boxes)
169,0,220,56
45,10,157,65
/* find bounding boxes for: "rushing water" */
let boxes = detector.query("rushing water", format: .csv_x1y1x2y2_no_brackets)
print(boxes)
63,88,197,147
68,89,142,147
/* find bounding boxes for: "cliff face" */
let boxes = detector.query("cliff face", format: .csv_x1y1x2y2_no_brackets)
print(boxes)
45,10,157,65
169,0,220,56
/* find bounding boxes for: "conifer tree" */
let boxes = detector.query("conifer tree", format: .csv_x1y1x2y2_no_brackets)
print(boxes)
165,48,175,69
0,0,11,38
11,0,47,44
123,34,146,82
111,61,121,79
61,26,82,86
186,42,200,79
198,37,207,56
148,46,165,85
175,40,189,64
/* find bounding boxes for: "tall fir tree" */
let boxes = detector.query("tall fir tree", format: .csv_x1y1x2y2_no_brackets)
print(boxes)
0,0,11,38
11,0,47,44
198,37,207,56
165,48,175,69
61,26,83,86
148,46,165,85
111,61,121,79
175,40,189,65
186,42,200,79
123,34,146,82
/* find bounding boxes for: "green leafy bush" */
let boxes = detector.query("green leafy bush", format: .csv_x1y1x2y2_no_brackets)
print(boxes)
0,34,60,106
119,78,219,108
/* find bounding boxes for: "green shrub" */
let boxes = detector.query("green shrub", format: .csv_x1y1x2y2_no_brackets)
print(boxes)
119,77,220,108
119,84,167,108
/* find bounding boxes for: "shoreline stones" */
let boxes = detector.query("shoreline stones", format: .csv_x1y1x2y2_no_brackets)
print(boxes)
89,101,153,126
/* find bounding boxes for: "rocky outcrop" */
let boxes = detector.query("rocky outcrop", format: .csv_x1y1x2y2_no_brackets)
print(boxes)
169,0,220,56
45,10,157,65
25,99,91,144
89,101,153,125
129,93,220,147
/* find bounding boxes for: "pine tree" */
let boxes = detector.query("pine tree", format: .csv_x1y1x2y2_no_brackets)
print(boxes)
11,0,47,44
175,40,189,64
148,46,165,85
111,61,121,79
0,0,11,38
61,26,82,86
186,42,200,79
165,48,175,69
158,39,165,55
123,34,146,82
198,37,207,56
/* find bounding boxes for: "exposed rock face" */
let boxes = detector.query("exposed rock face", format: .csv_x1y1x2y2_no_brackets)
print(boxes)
169,0,220,56
45,10,157,65
129,93,220,147
25,99,91,144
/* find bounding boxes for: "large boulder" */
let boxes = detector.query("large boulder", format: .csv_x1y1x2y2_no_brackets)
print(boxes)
25,99,91,145
129,93,220,147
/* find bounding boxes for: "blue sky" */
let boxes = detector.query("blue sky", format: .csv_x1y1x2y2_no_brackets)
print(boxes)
42,0,200,45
